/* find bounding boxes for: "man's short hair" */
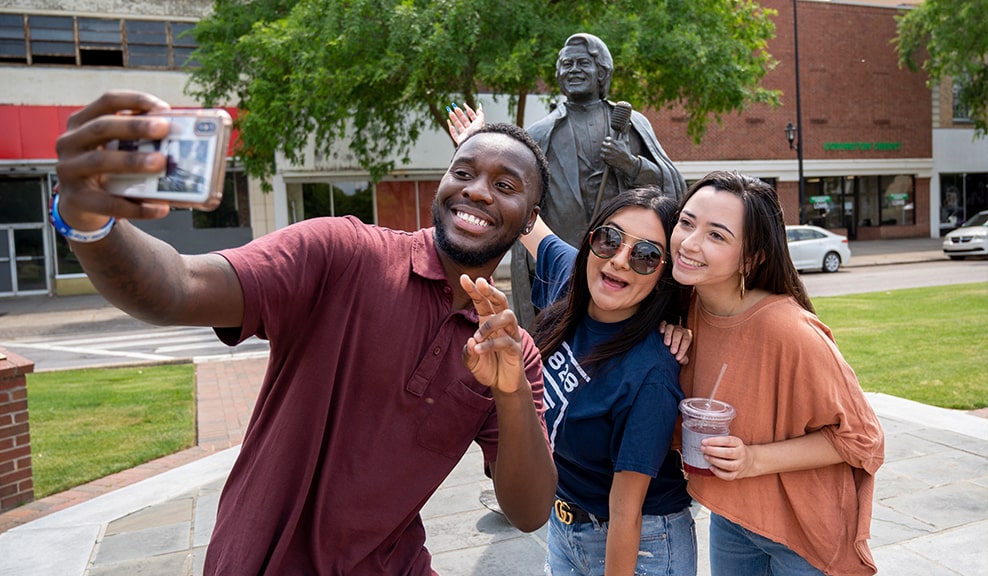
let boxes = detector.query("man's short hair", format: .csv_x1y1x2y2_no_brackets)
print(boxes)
462,123,549,210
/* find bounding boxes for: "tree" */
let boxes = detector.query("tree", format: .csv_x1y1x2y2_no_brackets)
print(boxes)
187,0,779,184
894,0,988,136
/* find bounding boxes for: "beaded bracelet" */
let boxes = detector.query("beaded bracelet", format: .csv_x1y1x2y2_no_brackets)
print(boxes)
49,190,116,243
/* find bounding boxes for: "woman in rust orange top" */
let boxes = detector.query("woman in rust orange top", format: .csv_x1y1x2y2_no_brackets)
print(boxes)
670,171,885,575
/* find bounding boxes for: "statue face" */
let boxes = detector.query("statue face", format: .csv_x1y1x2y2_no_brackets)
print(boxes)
556,44,600,103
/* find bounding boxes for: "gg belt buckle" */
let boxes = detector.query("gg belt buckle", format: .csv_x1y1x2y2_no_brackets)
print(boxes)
553,499,574,525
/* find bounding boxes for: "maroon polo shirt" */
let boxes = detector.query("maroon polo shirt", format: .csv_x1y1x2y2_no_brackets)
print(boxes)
205,217,546,575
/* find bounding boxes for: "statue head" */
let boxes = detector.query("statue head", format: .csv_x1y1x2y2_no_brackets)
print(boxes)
555,33,613,102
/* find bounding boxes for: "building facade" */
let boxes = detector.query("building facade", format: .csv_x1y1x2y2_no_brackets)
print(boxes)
1,0,982,298
0,0,264,297
654,0,939,241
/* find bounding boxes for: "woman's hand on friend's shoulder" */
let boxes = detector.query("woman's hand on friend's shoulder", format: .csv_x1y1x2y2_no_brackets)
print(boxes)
659,321,692,365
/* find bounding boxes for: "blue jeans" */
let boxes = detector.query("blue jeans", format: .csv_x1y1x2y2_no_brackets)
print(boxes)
708,513,825,576
544,506,697,575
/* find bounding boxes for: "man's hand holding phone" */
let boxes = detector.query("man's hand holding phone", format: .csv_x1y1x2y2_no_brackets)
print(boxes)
53,91,231,243
104,108,231,210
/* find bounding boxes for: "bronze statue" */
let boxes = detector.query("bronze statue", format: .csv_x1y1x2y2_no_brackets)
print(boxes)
445,33,685,327
510,33,686,327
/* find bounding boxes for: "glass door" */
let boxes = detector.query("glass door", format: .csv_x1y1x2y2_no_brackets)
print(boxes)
0,226,49,295
14,228,47,292
0,177,49,296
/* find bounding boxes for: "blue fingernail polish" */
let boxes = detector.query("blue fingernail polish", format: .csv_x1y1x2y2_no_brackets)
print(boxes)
452,102,459,109
445,106,451,114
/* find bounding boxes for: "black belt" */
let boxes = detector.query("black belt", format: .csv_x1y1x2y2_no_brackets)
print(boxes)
553,499,608,525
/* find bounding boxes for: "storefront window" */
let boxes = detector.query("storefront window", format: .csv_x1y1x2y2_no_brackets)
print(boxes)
804,177,853,230
940,172,988,234
53,234,84,276
880,175,915,226
193,171,250,229
941,173,965,230
857,176,880,228
843,175,915,229
299,181,373,223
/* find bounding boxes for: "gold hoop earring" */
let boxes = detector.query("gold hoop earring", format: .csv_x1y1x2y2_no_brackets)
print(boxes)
739,272,746,301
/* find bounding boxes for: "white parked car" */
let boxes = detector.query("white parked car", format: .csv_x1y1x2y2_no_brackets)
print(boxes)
942,210,988,260
786,225,851,273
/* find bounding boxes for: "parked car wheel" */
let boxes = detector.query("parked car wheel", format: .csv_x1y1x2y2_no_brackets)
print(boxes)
822,251,842,273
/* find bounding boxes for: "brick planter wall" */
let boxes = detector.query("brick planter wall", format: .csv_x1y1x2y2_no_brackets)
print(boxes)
0,349,35,512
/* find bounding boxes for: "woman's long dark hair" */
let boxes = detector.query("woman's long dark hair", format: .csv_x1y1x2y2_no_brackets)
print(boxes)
531,187,684,367
681,171,814,313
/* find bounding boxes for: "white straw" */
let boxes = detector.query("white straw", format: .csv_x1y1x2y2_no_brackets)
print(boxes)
709,363,728,401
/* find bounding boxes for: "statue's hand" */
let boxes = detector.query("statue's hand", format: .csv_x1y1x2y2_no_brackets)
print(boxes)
601,136,637,174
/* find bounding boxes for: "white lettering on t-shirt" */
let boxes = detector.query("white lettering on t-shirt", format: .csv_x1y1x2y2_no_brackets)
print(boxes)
544,341,591,449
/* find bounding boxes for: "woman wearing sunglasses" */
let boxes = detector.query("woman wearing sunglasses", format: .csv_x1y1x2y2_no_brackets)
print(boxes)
519,187,696,576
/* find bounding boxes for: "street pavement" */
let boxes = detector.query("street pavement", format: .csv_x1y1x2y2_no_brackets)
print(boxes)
0,237,985,575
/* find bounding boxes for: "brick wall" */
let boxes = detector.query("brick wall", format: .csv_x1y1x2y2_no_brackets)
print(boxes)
649,0,932,163
0,349,35,512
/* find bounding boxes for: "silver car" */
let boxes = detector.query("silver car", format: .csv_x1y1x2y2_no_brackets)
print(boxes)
786,225,851,273
942,210,988,260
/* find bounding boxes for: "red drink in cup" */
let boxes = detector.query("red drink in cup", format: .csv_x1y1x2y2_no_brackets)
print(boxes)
679,398,736,477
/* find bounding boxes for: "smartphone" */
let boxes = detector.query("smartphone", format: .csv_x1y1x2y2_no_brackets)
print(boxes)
105,109,233,211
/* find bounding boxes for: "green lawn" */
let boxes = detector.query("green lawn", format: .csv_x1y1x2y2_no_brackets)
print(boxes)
814,282,987,410
26,364,195,498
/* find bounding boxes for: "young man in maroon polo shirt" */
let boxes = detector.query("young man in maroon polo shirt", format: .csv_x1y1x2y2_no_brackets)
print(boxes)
52,91,557,574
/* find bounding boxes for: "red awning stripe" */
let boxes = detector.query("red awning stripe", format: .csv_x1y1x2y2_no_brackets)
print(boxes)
0,105,239,160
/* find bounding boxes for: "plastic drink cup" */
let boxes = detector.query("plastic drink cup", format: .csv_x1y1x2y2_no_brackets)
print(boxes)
679,398,736,476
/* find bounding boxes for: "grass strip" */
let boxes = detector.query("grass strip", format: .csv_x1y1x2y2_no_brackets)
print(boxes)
26,363,195,498
814,282,987,410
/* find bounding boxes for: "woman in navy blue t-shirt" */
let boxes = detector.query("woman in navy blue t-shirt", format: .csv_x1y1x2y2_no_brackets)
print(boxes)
447,107,695,575
522,188,696,576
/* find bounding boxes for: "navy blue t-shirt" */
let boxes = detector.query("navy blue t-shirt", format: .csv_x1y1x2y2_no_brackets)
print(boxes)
532,235,690,518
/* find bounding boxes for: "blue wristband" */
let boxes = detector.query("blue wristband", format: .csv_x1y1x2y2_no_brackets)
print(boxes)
49,192,116,243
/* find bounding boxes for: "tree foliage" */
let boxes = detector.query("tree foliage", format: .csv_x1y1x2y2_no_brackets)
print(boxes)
894,0,988,136
187,0,779,184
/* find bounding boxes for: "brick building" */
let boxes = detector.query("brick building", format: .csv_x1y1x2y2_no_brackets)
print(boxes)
655,0,933,240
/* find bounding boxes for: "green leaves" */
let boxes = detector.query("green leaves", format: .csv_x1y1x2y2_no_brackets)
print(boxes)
187,0,780,183
894,0,988,135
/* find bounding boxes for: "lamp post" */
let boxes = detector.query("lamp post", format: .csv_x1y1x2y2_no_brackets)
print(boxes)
790,0,805,224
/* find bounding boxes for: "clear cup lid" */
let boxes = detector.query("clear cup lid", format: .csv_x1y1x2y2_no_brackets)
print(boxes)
679,398,736,421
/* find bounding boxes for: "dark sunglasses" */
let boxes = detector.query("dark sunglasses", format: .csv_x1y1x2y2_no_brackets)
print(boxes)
589,225,665,275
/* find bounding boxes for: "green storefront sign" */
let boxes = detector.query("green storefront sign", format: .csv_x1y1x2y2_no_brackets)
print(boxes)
887,193,908,206
823,142,902,151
